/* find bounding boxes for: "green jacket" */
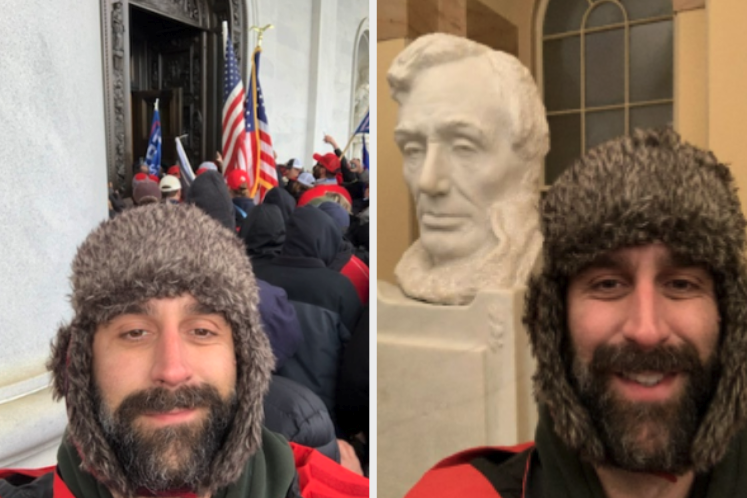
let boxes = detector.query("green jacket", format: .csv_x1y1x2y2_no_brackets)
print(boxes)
0,427,299,498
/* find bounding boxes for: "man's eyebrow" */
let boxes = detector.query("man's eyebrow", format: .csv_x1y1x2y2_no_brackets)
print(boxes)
118,301,150,316
185,301,222,316
662,251,702,269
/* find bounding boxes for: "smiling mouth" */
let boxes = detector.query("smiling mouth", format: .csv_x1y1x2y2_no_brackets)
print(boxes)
619,371,668,387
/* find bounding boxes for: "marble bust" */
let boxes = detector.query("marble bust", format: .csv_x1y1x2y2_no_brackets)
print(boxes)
387,33,550,305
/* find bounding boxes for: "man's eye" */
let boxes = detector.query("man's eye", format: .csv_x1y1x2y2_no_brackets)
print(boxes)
121,329,148,340
192,328,217,338
665,279,701,295
593,279,622,290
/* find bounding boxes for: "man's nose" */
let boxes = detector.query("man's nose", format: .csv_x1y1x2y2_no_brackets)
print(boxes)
417,143,450,196
151,328,192,386
621,281,671,349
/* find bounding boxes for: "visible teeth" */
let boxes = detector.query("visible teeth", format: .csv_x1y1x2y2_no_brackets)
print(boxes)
621,372,665,386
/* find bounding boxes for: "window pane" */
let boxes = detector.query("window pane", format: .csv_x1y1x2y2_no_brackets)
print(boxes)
585,28,625,107
586,109,625,150
544,36,581,112
630,104,673,130
546,113,582,184
630,21,673,102
586,2,624,29
544,0,589,35
619,0,672,22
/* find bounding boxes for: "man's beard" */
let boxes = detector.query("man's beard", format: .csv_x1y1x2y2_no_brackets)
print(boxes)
96,384,237,494
572,343,720,475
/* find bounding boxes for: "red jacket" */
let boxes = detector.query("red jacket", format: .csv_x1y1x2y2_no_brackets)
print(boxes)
405,443,535,498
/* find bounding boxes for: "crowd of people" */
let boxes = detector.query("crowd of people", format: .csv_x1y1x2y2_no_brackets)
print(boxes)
107,135,370,475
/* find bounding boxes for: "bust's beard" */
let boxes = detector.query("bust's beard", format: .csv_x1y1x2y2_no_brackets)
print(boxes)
395,201,541,305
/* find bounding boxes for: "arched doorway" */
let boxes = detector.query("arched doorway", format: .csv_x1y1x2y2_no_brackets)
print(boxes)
101,0,247,192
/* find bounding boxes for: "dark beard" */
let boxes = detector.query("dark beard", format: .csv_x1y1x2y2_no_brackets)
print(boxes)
96,384,237,494
572,343,720,474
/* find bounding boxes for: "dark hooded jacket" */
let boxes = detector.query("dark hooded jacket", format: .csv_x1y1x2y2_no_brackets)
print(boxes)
187,170,235,231
232,196,256,230
253,207,362,412
257,278,302,370
240,204,286,271
264,187,296,226
315,203,369,304
264,375,340,463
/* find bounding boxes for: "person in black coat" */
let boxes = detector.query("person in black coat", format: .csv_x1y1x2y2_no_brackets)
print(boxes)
253,207,363,412
239,204,286,272
186,169,235,231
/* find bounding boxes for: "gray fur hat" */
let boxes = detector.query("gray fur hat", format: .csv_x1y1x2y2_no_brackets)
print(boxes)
524,128,747,471
47,203,274,497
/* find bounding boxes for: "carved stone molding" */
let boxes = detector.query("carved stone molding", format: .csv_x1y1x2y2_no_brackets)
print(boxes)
111,0,127,185
130,0,205,27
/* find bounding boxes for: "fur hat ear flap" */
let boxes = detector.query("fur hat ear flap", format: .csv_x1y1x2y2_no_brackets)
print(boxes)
47,321,77,401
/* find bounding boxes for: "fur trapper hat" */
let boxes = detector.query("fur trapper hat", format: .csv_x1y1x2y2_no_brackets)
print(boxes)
524,128,747,472
47,203,274,497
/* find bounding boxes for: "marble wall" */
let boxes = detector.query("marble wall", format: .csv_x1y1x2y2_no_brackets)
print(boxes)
0,0,108,467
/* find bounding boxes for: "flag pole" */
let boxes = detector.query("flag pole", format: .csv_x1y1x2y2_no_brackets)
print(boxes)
247,24,274,199
222,21,228,54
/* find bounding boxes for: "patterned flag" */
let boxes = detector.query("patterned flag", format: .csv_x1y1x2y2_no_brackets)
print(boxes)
354,110,369,135
246,47,278,200
144,102,161,177
221,32,250,183
175,136,195,187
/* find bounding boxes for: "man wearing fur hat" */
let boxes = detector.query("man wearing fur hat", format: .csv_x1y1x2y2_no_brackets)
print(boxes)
405,128,747,498
0,204,367,498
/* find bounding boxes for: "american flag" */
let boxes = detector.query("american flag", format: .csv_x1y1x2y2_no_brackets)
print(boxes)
246,47,278,200
221,32,250,182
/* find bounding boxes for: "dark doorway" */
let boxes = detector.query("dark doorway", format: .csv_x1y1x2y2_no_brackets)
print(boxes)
129,5,204,173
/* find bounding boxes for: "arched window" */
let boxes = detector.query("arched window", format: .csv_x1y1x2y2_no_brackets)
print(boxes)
539,0,674,184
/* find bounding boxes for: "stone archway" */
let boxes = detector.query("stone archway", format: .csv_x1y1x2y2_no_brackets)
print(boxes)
349,17,369,160
101,0,247,191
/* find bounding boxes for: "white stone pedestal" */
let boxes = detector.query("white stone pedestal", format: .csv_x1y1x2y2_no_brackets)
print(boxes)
377,281,537,498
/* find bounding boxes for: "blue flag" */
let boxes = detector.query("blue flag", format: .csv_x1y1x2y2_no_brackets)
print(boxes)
362,135,369,170
144,103,162,177
354,110,369,135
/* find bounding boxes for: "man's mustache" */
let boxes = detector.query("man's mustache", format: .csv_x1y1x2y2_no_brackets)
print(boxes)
589,342,703,375
115,384,224,421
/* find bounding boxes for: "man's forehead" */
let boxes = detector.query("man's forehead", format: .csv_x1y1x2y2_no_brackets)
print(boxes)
575,243,704,274
100,294,224,324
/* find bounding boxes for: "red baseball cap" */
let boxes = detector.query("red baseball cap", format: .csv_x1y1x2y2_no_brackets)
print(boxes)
226,169,250,190
167,165,181,177
313,153,341,174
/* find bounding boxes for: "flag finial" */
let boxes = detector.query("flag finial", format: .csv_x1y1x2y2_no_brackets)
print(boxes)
249,24,274,47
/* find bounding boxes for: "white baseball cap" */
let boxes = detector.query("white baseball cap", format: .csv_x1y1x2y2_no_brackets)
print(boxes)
159,175,181,193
